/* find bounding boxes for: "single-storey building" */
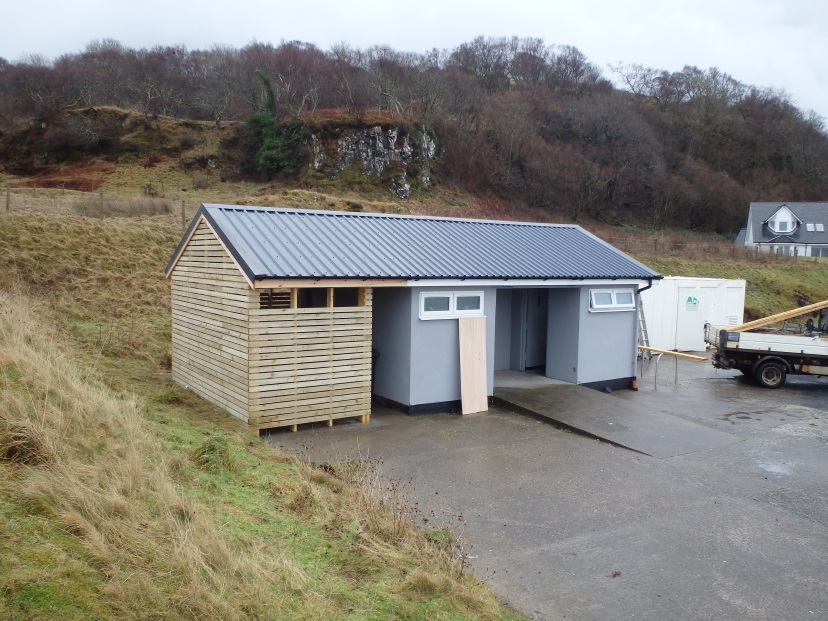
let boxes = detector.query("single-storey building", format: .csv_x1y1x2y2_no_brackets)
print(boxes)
165,205,661,432
737,202,828,257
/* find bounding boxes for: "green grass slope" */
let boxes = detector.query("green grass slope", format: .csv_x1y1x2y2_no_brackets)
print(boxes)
0,212,524,620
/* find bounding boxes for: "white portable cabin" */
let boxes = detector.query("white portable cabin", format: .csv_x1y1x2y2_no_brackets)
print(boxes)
640,277,746,351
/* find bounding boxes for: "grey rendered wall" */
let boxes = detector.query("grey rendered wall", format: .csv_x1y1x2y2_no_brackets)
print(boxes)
371,288,412,405
575,286,638,384
494,289,512,371
545,288,580,383
408,287,497,406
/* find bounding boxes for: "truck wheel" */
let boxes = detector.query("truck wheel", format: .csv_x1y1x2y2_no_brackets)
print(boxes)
754,362,786,388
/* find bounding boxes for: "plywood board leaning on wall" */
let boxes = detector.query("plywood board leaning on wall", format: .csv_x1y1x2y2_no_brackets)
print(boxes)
459,316,488,414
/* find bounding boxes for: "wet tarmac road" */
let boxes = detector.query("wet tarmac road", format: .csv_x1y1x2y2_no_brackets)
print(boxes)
267,359,828,620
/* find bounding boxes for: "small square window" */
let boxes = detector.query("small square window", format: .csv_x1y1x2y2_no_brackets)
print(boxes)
806,223,815,232
615,290,634,306
777,221,788,232
817,224,825,232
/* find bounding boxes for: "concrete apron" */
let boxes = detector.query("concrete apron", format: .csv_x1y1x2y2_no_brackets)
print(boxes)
493,371,736,458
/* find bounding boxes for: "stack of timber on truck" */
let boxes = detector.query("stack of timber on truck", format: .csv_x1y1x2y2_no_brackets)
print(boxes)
705,299,828,388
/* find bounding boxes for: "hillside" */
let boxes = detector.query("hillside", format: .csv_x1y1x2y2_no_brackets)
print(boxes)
2,36,828,234
0,211,527,620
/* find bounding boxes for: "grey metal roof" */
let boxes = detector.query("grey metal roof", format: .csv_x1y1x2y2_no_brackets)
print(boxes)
747,202,828,245
168,204,661,282
734,228,746,245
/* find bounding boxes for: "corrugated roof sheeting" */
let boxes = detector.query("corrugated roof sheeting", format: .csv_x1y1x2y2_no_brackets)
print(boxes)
199,204,660,281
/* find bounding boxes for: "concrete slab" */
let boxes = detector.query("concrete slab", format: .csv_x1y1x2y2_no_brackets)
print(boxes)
494,381,738,458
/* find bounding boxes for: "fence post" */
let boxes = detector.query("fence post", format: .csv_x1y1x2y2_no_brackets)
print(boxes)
99,191,104,210
5,187,9,213
181,200,186,229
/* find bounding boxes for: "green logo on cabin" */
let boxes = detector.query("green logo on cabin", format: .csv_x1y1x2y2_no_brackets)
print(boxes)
685,296,700,312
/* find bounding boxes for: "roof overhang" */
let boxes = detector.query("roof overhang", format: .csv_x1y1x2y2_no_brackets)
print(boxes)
250,277,656,289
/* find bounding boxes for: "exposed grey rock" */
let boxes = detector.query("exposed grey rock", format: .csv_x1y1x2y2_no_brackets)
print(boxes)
310,125,437,188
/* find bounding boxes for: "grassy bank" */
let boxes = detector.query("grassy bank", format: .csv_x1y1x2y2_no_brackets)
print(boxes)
0,212,524,619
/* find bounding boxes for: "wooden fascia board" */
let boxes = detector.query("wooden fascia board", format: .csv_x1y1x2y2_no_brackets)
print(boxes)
164,213,205,278
252,278,407,289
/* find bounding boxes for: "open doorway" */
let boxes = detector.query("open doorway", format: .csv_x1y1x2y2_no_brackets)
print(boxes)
494,289,549,373
523,289,548,370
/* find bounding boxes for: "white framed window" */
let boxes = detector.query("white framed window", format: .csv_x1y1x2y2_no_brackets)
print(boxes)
777,221,789,232
589,289,636,312
806,223,815,232
419,291,484,320
817,224,825,232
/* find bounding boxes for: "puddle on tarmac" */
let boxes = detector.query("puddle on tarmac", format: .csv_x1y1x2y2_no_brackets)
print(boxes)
758,461,792,474
721,411,760,424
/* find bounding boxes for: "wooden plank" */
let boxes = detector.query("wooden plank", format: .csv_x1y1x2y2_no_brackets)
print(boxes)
253,396,371,417
729,298,828,332
252,410,371,431
252,400,371,421
637,346,707,361
252,278,405,289
173,343,249,381
172,320,248,350
250,362,371,381
250,385,371,408
173,370,248,420
459,316,488,415
172,286,250,305
173,352,249,394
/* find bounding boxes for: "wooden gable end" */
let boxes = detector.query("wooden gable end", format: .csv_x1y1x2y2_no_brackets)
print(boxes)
170,219,251,422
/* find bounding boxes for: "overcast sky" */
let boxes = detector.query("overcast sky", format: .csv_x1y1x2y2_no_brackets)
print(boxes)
5,0,827,122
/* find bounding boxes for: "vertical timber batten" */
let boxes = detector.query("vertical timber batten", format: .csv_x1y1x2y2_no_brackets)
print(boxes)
170,222,373,432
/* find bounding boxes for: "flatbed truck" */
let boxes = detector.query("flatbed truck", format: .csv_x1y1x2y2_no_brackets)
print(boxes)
704,301,828,388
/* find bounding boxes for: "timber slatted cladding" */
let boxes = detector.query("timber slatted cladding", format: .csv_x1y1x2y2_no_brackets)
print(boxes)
248,289,372,429
170,219,372,431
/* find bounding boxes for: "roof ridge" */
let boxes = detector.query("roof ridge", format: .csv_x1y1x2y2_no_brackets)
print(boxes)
202,203,578,229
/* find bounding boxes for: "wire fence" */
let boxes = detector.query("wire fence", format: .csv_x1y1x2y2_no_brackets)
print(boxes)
3,184,825,265
2,185,200,229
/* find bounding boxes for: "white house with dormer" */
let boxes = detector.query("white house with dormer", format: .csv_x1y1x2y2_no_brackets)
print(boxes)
736,202,828,257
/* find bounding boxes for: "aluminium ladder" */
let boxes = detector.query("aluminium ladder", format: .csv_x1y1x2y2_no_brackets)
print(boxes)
637,297,652,360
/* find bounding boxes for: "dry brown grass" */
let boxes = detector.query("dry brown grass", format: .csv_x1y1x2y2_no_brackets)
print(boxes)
0,290,259,619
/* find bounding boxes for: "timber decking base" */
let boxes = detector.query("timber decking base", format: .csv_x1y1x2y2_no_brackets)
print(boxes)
257,412,371,434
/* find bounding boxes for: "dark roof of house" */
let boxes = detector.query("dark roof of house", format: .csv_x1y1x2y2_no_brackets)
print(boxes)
167,205,661,282
748,202,828,244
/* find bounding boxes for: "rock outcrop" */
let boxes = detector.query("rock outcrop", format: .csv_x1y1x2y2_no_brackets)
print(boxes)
310,125,437,197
